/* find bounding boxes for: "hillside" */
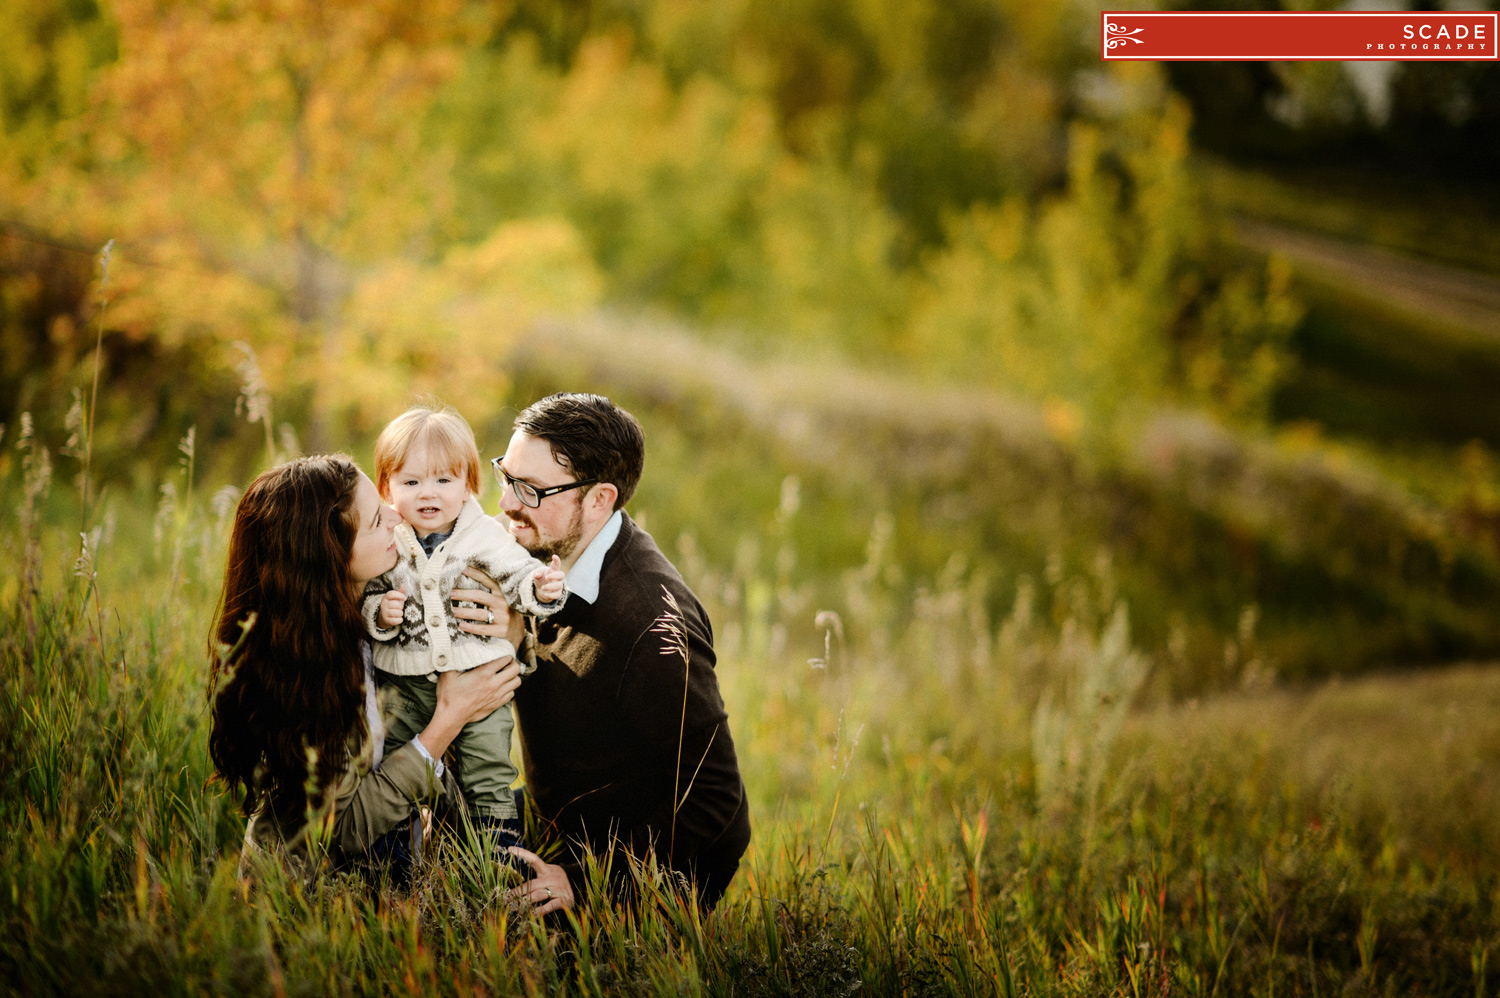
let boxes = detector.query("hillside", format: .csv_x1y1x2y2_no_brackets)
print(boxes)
498,314,1500,688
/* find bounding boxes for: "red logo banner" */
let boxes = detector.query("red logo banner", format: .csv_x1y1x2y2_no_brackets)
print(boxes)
1101,11,1498,61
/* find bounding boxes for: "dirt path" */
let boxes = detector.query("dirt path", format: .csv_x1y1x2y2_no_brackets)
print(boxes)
1234,218,1500,341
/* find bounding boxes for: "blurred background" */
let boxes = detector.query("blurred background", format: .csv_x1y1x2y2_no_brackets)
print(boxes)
7,2,1500,990
2,0,1499,690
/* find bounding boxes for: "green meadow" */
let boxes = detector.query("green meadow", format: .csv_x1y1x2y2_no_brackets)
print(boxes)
4,415,1500,995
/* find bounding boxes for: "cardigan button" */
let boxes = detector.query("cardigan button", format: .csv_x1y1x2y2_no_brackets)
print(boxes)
423,578,436,590
429,615,442,628
436,653,448,666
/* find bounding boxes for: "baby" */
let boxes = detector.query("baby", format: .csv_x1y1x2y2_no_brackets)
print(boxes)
362,404,566,854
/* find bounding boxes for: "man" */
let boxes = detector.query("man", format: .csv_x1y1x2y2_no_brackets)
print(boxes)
463,392,750,913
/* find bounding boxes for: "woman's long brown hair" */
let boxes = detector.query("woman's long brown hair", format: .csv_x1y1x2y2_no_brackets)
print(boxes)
208,455,368,817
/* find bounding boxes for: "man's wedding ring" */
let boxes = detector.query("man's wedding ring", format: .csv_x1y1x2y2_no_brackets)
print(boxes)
485,610,494,625
545,887,553,898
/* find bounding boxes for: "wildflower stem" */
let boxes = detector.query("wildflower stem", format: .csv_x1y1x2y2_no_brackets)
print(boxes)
82,240,113,540
672,607,689,863
651,586,691,864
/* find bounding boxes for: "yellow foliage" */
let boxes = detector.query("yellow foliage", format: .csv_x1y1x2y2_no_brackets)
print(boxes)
7,0,482,407
911,78,1295,425
1,1,1303,446
88,0,470,252
961,57,1062,191
328,218,601,432
0,0,107,176
478,32,906,349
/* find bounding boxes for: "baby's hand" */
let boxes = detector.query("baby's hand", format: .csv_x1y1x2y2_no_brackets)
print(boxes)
379,586,408,628
534,556,566,604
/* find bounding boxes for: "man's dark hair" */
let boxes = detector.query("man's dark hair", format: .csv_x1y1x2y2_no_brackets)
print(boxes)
514,393,645,510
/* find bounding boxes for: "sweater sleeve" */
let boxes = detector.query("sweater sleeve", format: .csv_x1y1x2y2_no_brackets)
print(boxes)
467,523,568,619
361,576,401,642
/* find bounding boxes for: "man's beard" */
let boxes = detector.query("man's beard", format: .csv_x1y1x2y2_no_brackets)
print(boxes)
509,503,584,562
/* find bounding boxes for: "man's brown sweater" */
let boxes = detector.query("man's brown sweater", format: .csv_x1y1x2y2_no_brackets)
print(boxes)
514,514,751,905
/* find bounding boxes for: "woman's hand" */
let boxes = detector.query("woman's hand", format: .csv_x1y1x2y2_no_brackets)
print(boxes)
455,567,526,647
506,847,575,916
416,656,523,759
438,657,522,726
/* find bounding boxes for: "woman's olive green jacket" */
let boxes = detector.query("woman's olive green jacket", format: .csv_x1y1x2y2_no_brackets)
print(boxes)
237,732,458,882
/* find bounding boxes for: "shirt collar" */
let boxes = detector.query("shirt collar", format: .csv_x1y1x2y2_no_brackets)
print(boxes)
565,509,623,604
416,526,453,558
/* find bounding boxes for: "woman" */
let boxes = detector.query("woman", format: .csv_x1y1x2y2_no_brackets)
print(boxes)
208,454,523,877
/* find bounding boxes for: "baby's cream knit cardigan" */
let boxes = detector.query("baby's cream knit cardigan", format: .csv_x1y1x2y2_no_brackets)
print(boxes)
361,496,565,677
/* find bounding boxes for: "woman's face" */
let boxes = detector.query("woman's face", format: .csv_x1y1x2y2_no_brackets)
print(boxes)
348,474,401,585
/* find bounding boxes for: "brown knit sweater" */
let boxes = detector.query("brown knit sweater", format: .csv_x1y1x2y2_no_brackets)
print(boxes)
514,514,751,903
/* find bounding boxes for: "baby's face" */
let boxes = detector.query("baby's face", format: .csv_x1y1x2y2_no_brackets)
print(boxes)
386,445,469,536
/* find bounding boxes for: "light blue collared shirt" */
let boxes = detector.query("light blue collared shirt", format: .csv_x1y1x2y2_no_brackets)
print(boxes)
565,509,623,605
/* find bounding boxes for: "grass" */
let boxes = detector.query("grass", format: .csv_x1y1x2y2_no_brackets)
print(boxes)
2,446,1498,996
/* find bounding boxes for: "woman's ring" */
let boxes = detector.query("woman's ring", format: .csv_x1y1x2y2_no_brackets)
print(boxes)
485,610,495,625
545,887,553,898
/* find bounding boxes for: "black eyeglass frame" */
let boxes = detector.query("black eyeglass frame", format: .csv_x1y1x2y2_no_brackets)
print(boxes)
491,456,598,508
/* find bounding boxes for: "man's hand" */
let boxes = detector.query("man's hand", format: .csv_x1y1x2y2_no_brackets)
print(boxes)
456,567,526,647
533,555,565,604
506,846,574,916
378,586,408,628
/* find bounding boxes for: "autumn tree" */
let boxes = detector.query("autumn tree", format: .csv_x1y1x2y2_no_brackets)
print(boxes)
25,0,492,449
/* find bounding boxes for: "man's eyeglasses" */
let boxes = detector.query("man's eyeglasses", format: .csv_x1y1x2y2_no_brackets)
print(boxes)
491,457,597,508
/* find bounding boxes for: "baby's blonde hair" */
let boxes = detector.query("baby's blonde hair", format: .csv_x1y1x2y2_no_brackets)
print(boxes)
373,405,482,500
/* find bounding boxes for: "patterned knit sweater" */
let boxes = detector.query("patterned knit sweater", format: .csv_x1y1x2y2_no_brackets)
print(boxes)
362,497,565,676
